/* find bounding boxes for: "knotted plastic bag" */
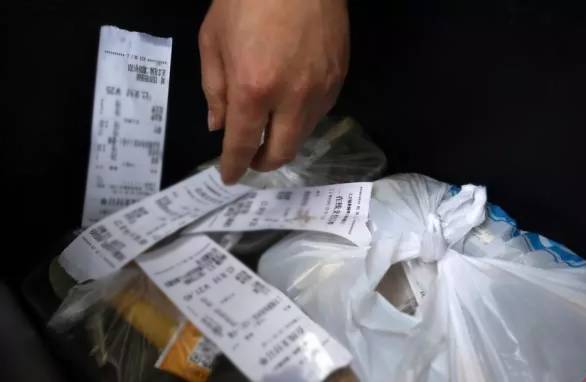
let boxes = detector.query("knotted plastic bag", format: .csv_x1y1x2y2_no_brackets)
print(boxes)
258,174,586,382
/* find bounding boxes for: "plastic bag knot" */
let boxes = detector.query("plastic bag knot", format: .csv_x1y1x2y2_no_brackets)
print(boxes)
420,212,449,262
419,185,487,262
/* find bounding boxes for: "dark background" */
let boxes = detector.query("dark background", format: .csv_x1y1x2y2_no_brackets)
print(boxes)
1,0,585,285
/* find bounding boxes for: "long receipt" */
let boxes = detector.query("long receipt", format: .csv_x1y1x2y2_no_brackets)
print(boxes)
82,25,172,227
61,169,373,282
184,182,372,246
61,168,251,282
136,235,353,381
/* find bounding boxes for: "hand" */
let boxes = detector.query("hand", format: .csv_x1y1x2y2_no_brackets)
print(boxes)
199,0,350,184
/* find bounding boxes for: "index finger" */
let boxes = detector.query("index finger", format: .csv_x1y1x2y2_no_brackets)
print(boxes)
220,89,269,184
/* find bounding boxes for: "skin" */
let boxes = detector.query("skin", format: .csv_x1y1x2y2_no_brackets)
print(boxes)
199,0,350,184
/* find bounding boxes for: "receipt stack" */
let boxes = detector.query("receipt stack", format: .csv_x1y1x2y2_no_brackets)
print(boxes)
48,117,386,382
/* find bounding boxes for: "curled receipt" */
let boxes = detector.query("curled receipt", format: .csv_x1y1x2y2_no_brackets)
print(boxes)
82,25,173,227
137,235,353,381
184,182,372,246
60,168,251,282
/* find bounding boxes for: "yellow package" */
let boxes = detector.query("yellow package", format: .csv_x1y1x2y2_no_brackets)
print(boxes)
156,322,220,382
111,287,218,382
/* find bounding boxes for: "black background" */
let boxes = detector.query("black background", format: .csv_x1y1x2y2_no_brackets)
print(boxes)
1,0,585,284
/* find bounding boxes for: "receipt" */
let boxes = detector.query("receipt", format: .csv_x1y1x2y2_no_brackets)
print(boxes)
137,235,353,382
184,182,373,246
60,168,251,282
82,25,173,227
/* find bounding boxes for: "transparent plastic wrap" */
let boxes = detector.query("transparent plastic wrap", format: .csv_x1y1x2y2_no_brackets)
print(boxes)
49,263,220,382
198,116,387,189
258,174,586,382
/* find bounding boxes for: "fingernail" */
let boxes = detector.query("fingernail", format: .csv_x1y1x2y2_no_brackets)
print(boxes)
220,161,246,185
208,110,219,131
221,170,237,185
222,175,236,185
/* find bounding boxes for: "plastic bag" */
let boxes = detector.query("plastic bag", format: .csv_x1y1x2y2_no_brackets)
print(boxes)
258,174,586,382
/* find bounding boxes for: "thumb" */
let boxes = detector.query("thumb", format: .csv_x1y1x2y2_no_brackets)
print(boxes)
199,28,226,131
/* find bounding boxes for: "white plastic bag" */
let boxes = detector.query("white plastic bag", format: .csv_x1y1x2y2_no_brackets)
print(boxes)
258,174,586,382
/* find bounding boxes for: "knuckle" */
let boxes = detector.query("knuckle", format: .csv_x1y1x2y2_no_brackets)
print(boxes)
198,27,214,50
325,67,345,92
291,71,313,97
239,80,272,100
228,121,259,139
267,150,296,167
226,142,258,158
233,125,260,138
334,61,349,80
236,68,278,100
203,80,226,100
326,56,348,81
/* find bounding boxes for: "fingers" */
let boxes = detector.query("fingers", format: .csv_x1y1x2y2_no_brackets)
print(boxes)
251,104,309,172
250,78,310,172
220,85,270,184
251,77,337,172
199,26,226,132
198,0,350,185
250,115,299,172
221,70,343,180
